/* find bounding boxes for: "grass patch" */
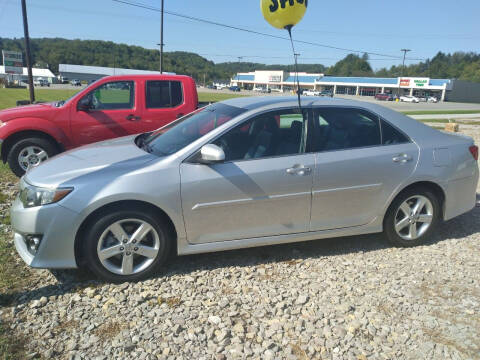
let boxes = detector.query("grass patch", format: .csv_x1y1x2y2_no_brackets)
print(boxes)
0,88,79,110
0,164,28,359
418,119,480,126
0,322,26,360
402,110,480,115
198,92,246,103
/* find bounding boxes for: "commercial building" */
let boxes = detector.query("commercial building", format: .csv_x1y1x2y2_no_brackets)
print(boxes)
232,70,480,103
0,66,55,83
58,64,164,82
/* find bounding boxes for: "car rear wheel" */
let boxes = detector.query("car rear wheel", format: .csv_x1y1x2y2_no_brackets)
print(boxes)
83,208,171,282
384,187,440,247
7,137,58,177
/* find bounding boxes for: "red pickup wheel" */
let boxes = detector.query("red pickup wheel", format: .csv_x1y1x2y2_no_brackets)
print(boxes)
7,137,58,177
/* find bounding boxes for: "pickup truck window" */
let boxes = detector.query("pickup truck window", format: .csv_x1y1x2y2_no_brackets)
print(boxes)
84,81,134,110
146,80,183,109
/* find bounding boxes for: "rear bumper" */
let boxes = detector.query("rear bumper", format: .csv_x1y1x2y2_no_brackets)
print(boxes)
444,166,479,220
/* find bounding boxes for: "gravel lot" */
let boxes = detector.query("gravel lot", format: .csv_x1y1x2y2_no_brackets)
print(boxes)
0,126,479,360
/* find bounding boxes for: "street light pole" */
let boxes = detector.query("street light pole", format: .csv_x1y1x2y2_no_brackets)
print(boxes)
21,0,35,103
159,0,164,73
398,48,411,97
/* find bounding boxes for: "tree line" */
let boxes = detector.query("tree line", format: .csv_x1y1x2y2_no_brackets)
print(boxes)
1,37,479,83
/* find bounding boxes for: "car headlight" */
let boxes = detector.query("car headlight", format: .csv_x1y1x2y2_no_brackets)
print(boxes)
19,178,73,208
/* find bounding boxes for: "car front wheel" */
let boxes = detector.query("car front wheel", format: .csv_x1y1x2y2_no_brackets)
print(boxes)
83,208,171,282
7,137,58,177
384,187,440,247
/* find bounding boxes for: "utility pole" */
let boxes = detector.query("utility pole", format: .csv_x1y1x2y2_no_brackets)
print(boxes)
159,0,164,73
398,48,411,97
21,0,34,103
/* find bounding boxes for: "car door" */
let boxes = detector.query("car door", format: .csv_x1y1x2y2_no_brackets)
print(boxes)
310,107,419,231
180,108,315,244
141,80,191,131
71,80,143,146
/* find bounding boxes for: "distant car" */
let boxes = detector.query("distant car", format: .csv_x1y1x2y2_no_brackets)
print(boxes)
400,95,420,103
88,79,97,85
375,93,394,101
428,96,438,103
229,86,241,92
259,88,271,94
206,85,217,90
320,90,334,97
303,90,321,96
70,79,82,87
33,79,50,87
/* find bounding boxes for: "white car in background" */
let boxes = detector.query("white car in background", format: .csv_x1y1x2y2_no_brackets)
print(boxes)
303,90,321,96
427,96,439,103
400,95,420,103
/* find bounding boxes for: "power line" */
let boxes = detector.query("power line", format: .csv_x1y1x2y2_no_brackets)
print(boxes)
111,0,425,61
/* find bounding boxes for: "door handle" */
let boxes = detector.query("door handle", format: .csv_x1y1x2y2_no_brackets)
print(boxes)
126,114,141,121
286,165,311,175
392,154,413,163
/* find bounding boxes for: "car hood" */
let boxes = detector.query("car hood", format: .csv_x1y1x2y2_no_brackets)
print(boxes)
25,135,157,187
0,102,57,122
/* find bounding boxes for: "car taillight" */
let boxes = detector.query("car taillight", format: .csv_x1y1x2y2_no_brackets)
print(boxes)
469,145,478,161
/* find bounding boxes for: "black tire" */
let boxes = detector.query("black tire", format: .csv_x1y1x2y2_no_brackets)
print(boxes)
384,186,441,247
83,208,172,282
7,137,58,177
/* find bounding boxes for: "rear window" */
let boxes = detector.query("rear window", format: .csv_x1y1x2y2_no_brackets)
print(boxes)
381,120,410,145
146,80,183,108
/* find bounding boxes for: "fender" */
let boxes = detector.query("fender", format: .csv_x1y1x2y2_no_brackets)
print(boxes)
0,117,72,150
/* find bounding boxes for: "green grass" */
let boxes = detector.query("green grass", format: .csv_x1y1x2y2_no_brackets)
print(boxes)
198,92,246,103
402,110,480,115
418,118,480,125
0,164,27,359
0,88,79,110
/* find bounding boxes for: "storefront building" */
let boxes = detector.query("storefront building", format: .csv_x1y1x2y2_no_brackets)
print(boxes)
232,71,480,102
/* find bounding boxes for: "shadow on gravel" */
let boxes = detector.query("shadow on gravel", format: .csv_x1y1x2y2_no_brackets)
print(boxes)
7,199,480,307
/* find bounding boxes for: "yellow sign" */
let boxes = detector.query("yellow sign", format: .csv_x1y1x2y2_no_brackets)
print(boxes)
260,0,308,30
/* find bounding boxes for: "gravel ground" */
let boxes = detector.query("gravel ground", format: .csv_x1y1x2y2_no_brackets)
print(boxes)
0,128,479,360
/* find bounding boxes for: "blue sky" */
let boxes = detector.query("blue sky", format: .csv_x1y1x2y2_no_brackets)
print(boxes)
1,0,479,69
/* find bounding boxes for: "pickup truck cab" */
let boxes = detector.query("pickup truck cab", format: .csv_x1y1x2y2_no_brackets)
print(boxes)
0,74,198,176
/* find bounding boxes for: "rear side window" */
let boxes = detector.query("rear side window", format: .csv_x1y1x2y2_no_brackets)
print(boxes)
313,108,381,152
146,81,183,108
381,120,410,145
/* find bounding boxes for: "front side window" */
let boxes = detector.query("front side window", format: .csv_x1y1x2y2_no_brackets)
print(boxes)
213,108,307,162
84,81,134,110
144,103,246,156
146,80,183,108
313,108,381,152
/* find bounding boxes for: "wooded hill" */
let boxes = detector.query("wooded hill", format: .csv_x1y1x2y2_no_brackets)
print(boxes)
1,37,479,83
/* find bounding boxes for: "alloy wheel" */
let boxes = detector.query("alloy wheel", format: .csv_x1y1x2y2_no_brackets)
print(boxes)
18,146,49,171
97,218,160,276
394,195,434,241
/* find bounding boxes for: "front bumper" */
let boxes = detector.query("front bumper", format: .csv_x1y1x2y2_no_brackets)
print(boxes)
11,196,80,269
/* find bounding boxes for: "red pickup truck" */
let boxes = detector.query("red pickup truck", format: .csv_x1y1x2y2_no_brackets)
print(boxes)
0,74,198,176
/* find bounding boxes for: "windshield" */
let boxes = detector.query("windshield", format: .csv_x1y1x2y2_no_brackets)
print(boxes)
55,81,98,107
144,103,247,156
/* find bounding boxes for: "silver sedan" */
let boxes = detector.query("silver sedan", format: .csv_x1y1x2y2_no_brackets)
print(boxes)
11,97,479,282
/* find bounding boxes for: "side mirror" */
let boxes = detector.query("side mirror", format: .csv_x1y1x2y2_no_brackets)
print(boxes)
200,144,225,163
77,96,92,111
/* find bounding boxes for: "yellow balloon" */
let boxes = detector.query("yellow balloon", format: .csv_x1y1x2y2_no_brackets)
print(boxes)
260,0,307,30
